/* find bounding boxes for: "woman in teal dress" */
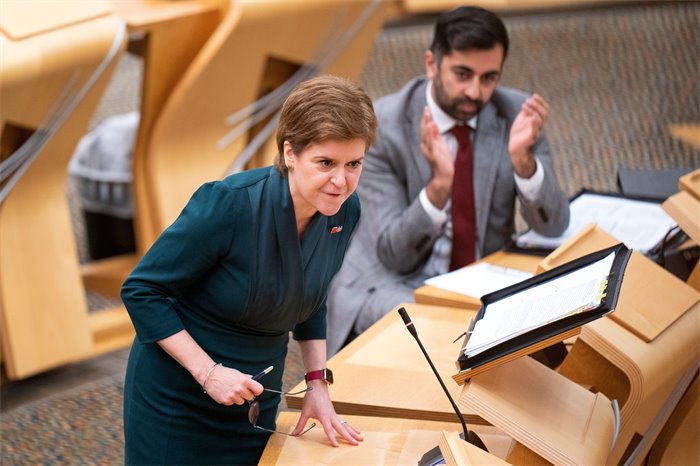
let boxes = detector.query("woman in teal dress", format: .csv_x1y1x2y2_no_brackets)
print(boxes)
121,75,377,465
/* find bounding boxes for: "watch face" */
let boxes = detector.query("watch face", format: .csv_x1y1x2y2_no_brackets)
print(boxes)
324,368,334,385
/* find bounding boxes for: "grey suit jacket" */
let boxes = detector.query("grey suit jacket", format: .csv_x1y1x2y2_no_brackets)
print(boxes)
326,78,569,356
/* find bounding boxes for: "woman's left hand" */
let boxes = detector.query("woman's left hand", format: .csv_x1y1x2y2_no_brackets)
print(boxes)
291,380,363,447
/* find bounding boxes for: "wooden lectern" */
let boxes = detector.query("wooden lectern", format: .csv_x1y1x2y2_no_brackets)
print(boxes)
0,1,128,379
537,225,700,465
459,356,617,465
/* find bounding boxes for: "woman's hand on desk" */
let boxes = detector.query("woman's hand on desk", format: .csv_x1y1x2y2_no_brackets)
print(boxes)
291,380,363,447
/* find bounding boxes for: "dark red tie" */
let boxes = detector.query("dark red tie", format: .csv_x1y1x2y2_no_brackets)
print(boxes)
449,125,476,271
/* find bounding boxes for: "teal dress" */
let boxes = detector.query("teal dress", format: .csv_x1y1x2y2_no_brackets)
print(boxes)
121,167,360,465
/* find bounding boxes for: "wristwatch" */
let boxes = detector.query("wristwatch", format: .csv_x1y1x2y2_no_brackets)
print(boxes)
304,368,334,385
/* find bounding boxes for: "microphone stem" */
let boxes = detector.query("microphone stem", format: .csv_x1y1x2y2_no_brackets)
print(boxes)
414,334,470,441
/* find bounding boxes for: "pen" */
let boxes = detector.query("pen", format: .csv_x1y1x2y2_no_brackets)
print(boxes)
252,365,273,382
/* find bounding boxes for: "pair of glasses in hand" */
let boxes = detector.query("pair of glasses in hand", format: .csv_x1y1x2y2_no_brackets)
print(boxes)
247,387,316,436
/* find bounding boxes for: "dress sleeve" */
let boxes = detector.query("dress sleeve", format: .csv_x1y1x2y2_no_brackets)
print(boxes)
121,182,237,343
292,303,327,341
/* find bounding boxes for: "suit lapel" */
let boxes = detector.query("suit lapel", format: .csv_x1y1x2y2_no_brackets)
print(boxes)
405,80,433,192
473,103,506,253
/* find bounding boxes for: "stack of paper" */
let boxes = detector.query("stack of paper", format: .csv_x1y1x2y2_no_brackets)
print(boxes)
464,252,614,358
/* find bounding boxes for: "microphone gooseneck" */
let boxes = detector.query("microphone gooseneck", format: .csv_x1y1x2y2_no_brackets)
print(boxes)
397,307,487,452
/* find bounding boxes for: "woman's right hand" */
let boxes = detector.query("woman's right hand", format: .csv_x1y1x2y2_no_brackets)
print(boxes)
203,365,263,405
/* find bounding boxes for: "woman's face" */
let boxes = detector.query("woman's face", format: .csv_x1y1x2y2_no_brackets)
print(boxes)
285,138,365,220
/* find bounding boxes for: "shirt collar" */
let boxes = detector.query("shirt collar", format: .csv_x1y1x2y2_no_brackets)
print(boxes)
426,80,477,133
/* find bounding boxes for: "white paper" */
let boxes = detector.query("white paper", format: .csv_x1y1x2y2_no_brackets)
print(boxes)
464,252,615,358
515,193,676,253
424,262,533,298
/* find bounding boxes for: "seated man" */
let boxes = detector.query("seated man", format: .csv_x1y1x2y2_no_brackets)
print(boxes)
326,6,570,356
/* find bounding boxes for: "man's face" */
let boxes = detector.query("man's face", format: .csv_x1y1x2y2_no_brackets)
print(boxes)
426,45,504,122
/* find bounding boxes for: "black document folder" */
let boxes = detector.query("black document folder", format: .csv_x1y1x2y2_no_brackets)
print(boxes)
453,243,631,384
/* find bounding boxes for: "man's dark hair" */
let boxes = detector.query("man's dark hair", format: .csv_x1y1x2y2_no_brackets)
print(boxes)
430,6,509,63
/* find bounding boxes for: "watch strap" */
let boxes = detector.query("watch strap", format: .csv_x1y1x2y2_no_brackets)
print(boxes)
304,368,333,385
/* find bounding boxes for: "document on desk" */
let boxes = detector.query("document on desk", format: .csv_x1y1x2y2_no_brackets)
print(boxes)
464,251,614,358
453,243,632,383
515,192,676,253
424,262,533,298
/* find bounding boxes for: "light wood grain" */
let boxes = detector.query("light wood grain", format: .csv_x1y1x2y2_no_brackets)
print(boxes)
0,2,126,379
286,303,485,424
537,225,700,342
461,356,615,466
260,412,464,465
539,225,700,464
678,167,700,199
662,190,700,245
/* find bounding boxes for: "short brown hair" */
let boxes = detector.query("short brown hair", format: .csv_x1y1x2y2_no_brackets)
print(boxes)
274,75,377,175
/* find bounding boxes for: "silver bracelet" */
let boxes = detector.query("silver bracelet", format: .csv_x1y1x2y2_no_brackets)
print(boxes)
202,362,222,394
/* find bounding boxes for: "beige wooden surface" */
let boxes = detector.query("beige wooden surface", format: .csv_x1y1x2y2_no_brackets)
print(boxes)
646,370,700,466
662,190,700,245
260,412,504,465
461,356,615,466
414,251,543,310
439,430,510,466
537,225,700,342
539,226,700,464
452,328,581,385
286,303,485,424
0,1,126,379
678,167,700,199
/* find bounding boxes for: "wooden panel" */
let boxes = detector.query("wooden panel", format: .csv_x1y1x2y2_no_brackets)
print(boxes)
111,0,227,253
678,167,700,198
439,430,510,466
647,370,700,466
0,4,125,379
461,356,615,466
537,225,700,342
662,190,700,245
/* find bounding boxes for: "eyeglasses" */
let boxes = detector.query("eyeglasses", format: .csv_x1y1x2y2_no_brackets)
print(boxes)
247,387,316,436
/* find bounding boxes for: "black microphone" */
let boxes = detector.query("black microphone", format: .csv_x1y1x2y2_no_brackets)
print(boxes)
397,307,487,456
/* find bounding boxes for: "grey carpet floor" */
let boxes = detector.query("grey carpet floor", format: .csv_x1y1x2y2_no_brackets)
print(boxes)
2,2,699,465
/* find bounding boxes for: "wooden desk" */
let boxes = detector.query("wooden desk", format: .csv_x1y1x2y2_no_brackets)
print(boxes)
260,412,510,465
414,251,543,310
286,303,485,424
559,303,700,465
538,226,700,464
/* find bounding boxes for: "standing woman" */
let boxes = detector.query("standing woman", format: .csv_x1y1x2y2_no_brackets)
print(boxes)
121,75,377,465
